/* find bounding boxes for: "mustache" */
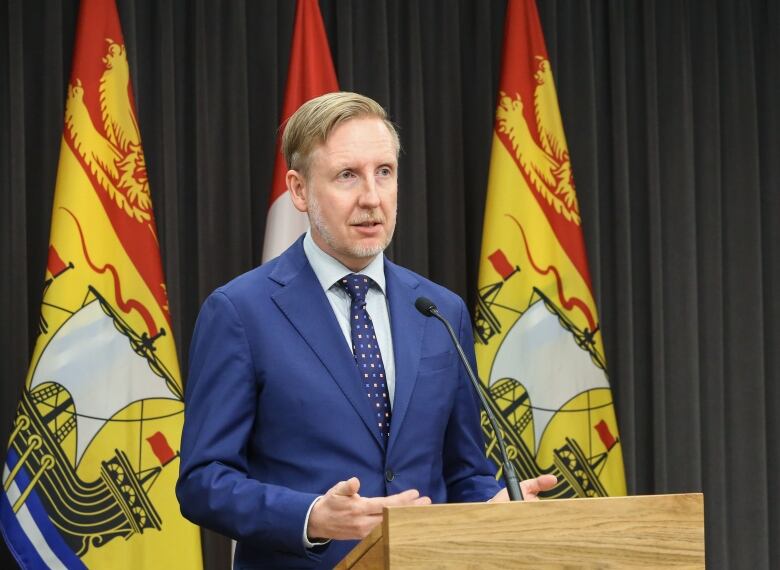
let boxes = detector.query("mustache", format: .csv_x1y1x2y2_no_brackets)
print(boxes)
349,211,385,225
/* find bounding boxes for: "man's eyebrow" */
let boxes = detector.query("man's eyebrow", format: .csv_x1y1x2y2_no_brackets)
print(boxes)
330,159,397,170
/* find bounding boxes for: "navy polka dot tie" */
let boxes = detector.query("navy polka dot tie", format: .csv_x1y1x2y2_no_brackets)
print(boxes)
340,273,391,443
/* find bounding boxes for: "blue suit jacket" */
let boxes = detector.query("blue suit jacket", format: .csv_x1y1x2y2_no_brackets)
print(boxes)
177,238,500,568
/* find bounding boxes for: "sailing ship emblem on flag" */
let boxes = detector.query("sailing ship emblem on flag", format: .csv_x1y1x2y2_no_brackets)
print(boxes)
475,246,620,498
4,261,184,559
475,178,624,500
3,204,183,556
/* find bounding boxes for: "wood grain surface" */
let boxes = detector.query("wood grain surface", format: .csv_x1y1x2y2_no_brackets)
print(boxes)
337,493,705,569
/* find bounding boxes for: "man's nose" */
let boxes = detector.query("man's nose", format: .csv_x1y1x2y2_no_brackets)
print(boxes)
358,176,381,207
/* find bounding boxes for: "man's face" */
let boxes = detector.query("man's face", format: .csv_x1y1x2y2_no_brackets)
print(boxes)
289,117,398,271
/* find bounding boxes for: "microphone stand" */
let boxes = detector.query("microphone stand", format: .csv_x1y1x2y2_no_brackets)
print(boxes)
415,298,524,501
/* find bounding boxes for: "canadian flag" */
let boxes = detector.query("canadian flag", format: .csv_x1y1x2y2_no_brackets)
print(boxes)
261,0,339,262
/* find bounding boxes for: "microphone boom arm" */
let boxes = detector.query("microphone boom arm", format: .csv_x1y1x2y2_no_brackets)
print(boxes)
420,301,524,501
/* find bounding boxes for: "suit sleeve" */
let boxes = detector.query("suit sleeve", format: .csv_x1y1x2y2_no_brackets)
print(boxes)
441,298,503,502
176,291,321,557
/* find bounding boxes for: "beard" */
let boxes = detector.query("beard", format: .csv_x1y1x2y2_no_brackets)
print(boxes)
307,191,396,260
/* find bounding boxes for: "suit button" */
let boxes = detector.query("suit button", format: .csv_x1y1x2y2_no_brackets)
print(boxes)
385,469,395,482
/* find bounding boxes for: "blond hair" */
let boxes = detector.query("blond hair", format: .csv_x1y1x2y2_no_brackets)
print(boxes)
282,92,400,176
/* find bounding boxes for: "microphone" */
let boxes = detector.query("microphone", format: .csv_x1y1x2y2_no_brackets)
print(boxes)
414,296,524,501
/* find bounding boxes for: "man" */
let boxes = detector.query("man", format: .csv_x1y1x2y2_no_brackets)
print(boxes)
177,92,555,568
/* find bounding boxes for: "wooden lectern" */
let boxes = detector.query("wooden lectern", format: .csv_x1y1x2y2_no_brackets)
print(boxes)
336,493,704,568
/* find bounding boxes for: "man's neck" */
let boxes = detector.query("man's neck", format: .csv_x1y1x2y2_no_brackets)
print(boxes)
303,232,386,294
310,232,378,272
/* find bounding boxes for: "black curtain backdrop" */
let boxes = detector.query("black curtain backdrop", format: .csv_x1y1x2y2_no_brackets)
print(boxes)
2,1,778,568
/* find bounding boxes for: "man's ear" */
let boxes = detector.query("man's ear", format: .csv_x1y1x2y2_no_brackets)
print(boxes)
287,170,308,213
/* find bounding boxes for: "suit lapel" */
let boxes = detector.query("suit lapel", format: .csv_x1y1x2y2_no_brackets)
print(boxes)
269,240,385,450
384,261,424,456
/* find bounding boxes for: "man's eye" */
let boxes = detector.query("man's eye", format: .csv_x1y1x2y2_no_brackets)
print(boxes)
338,171,355,180
377,167,392,176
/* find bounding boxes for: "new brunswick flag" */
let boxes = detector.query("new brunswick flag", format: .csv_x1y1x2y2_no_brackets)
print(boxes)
474,0,626,498
0,0,202,567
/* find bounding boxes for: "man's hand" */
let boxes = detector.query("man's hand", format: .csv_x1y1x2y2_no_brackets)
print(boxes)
489,474,558,502
307,477,431,541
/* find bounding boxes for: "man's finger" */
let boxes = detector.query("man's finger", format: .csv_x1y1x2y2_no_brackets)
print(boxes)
488,487,510,503
534,474,557,492
536,475,558,491
521,474,558,496
331,477,361,497
410,496,432,506
363,488,426,509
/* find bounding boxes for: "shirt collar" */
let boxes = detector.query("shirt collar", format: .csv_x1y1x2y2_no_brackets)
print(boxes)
303,231,386,294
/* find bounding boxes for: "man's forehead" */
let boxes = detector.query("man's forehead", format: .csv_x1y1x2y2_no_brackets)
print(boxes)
327,118,394,143
313,119,398,165
323,146,398,164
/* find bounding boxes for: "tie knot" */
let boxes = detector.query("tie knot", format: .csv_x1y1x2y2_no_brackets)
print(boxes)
340,273,372,302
